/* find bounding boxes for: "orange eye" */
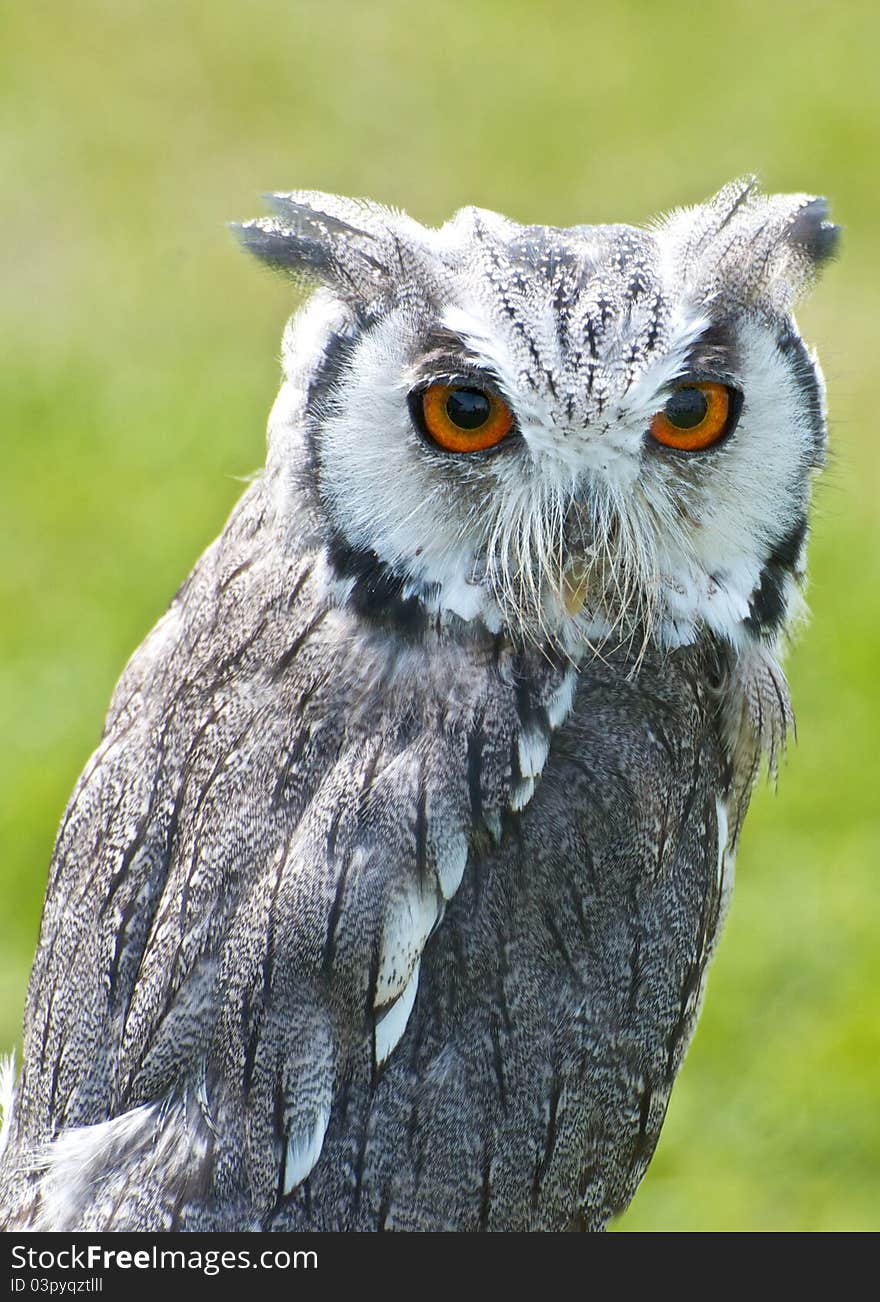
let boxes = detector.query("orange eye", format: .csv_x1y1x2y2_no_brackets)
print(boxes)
418,383,514,453
649,382,733,452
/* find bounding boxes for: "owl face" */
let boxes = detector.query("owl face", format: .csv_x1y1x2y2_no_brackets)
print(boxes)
237,181,837,657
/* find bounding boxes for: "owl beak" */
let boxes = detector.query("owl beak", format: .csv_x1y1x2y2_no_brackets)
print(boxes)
561,559,590,616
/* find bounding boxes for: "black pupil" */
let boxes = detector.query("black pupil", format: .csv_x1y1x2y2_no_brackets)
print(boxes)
445,388,491,430
665,387,708,430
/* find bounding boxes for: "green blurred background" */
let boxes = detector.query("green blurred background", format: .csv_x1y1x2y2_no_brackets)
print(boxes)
1,0,877,1231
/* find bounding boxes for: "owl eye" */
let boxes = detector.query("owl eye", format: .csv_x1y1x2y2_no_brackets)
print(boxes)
649,382,736,452
417,383,514,453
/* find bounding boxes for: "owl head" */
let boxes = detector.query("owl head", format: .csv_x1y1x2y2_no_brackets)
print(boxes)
234,180,837,662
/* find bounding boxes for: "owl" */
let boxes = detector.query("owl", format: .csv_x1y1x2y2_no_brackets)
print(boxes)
0,179,836,1232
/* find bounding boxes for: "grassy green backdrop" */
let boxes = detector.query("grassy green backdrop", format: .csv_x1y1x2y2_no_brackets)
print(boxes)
2,0,877,1231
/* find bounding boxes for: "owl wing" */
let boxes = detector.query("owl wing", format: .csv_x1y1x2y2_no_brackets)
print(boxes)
5,480,565,1229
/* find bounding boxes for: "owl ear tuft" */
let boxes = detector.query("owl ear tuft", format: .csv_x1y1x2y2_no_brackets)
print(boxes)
231,191,419,307
785,197,841,270
667,181,840,311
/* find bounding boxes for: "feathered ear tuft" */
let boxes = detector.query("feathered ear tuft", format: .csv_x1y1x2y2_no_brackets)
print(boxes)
231,190,428,309
231,215,336,278
786,196,841,269
663,179,840,313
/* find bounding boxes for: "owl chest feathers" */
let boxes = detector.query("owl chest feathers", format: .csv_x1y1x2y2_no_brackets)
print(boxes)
7,479,760,1231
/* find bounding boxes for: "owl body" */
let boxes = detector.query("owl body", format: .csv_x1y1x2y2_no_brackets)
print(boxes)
0,181,836,1231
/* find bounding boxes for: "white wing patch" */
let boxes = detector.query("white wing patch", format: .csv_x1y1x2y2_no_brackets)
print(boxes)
510,666,579,814
375,959,421,1066
510,775,535,811
546,668,578,730
376,881,439,1008
715,798,729,889
518,729,550,780
282,1105,331,1195
435,831,468,901
715,796,736,927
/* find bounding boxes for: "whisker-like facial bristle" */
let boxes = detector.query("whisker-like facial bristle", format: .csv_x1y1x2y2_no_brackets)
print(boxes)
475,462,674,664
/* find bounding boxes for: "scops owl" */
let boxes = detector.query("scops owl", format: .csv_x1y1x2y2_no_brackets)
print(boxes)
0,179,837,1232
